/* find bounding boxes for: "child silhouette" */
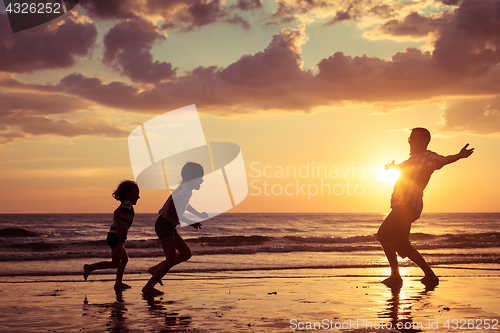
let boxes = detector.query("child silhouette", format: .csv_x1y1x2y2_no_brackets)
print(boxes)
143,162,208,295
84,180,140,290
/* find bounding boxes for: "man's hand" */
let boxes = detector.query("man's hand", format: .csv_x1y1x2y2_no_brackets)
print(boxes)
436,143,475,169
385,160,396,170
458,143,474,159
191,222,202,230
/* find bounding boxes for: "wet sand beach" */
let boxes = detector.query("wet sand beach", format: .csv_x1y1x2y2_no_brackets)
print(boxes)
0,266,499,332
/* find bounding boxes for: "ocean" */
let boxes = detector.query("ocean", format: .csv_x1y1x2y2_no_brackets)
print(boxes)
0,213,499,281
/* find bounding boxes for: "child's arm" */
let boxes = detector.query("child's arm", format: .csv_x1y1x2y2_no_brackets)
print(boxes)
186,205,209,219
113,207,125,238
183,205,208,230
178,213,203,230
435,144,474,169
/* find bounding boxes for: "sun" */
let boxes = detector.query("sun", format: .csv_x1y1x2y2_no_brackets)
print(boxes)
379,168,401,185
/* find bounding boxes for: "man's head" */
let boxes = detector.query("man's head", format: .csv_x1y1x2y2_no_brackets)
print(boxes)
409,127,431,154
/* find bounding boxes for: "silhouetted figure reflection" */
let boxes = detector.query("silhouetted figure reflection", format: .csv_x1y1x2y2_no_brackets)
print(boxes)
379,282,438,332
142,294,192,330
81,289,129,333
108,289,128,333
377,128,473,288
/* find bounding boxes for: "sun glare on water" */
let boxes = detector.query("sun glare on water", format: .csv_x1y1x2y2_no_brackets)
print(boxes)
379,169,401,185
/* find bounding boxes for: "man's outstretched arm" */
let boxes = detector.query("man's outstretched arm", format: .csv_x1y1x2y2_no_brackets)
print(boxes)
435,144,474,169
385,160,402,170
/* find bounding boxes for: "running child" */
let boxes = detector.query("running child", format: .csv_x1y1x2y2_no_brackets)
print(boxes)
143,162,208,295
83,180,140,290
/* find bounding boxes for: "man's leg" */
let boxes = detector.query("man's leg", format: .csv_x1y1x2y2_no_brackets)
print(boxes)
395,207,439,286
377,210,402,286
403,246,439,285
379,241,402,286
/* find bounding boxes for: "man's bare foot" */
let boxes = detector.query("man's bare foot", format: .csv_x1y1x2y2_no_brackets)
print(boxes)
421,275,439,287
83,264,90,281
382,275,403,287
148,267,163,286
142,286,164,296
114,283,131,290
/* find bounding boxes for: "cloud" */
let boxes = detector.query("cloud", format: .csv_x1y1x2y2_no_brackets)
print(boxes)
77,0,139,20
182,0,228,31
1,0,499,124
219,25,309,87
6,115,128,138
225,15,251,30
432,0,500,75
80,0,258,31
271,0,410,25
437,0,460,6
0,132,27,145
235,0,263,11
439,97,500,135
366,11,453,40
0,91,128,143
56,25,316,112
0,13,97,73
0,91,90,115
56,73,148,109
366,0,500,77
103,18,175,84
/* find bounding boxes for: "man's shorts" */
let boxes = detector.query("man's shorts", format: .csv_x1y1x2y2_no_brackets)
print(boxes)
155,215,179,241
106,232,127,249
376,205,422,258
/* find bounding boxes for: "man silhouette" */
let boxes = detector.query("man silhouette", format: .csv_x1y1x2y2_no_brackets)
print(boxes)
377,127,474,287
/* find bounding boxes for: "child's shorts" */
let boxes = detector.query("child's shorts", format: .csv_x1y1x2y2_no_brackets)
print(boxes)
106,232,127,249
155,215,179,241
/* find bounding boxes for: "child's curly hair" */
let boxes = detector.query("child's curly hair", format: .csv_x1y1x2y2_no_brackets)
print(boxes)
112,180,139,201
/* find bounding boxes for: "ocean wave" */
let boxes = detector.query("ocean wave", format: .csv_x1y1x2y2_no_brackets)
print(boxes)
1,232,499,260
409,232,437,240
285,235,377,243
0,228,39,237
442,232,500,244
8,241,58,251
186,235,272,246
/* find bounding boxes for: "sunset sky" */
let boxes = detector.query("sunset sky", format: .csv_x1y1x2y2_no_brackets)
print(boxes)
0,0,499,213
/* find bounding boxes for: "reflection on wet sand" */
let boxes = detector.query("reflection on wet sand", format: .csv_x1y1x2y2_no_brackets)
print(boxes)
378,282,438,332
82,289,129,332
142,294,192,331
82,289,192,332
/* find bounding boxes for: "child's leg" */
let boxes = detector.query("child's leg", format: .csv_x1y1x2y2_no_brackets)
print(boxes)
143,238,176,294
172,231,192,263
83,241,124,281
148,232,192,276
114,246,130,288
